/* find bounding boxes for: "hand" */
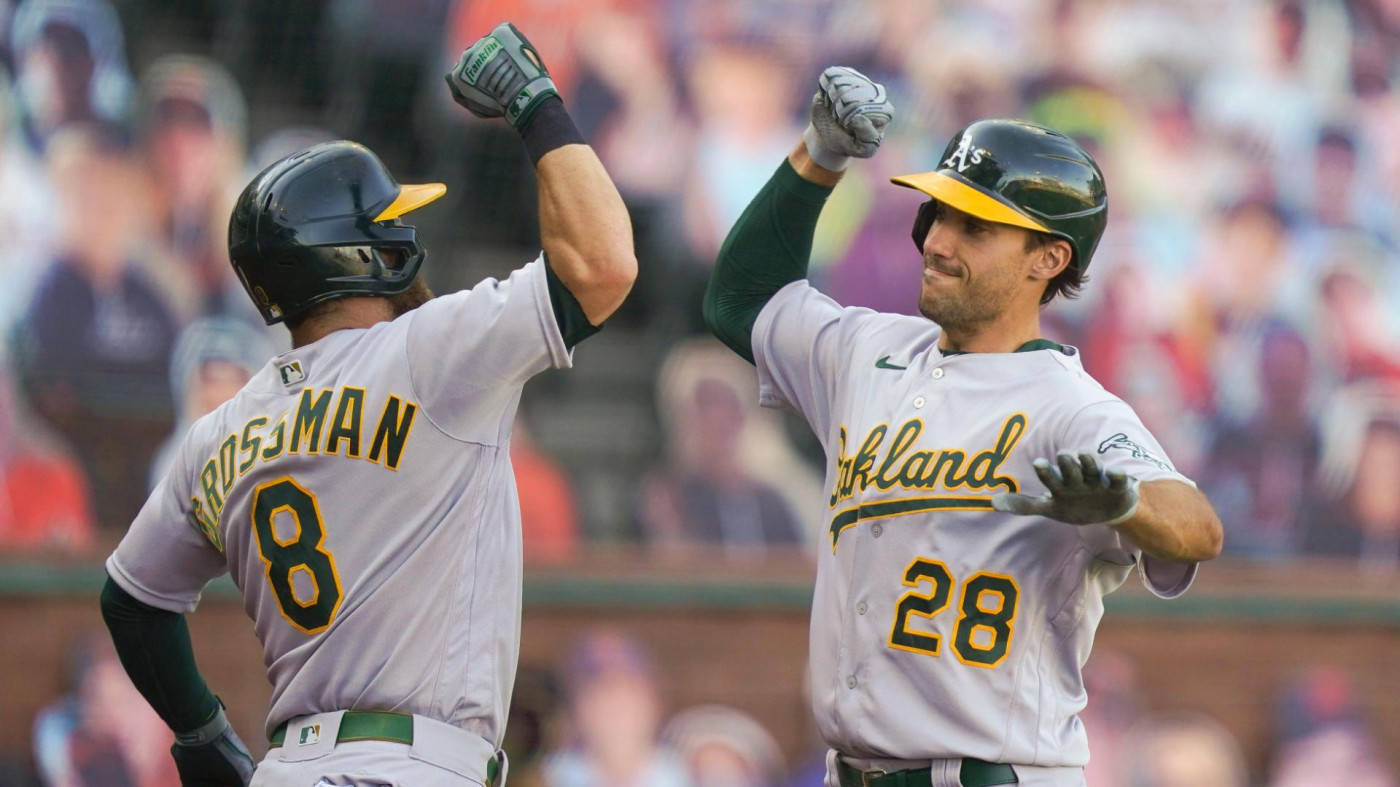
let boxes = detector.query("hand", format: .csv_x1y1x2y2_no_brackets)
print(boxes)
170,707,255,786
992,451,1141,526
803,66,893,171
445,22,559,128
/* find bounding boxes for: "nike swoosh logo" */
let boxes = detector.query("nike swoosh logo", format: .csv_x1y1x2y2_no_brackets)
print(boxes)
875,355,908,370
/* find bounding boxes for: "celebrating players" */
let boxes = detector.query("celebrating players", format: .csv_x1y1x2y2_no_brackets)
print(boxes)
99,23,635,787
704,67,1223,787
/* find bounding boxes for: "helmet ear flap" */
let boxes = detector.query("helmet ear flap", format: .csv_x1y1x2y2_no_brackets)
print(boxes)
911,200,936,253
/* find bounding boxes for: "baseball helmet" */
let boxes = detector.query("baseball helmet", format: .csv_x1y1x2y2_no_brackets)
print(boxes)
892,119,1107,271
228,140,446,324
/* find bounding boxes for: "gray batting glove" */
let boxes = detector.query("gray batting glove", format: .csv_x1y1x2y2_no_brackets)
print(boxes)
992,451,1141,527
446,22,559,129
803,66,893,172
170,706,255,786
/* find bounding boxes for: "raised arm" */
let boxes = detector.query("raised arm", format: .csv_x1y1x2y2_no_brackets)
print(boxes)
703,67,892,362
446,22,636,326
535,143,636,323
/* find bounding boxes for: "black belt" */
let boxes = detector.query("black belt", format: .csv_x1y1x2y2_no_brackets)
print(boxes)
836,756,1017,787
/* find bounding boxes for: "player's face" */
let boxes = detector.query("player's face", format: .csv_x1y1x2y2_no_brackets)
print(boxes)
916,201,1038,330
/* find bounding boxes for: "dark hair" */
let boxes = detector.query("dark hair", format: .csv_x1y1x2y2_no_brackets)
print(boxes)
1026,231,1087,305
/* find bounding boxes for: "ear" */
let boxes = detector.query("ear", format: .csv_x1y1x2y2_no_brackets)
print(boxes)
1028,238,1073,282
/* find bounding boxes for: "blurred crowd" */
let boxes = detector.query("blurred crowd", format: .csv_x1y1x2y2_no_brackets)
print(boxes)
1,0,1399,780
3,0,1400,566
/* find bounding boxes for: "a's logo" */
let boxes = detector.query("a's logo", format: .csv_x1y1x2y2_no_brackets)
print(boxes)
875,355,908,370
298,724,321,746
1097,433,1172,472
279,361,305,386
943,134,986,173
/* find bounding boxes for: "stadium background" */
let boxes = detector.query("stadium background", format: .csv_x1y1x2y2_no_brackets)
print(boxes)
1,0,1399,784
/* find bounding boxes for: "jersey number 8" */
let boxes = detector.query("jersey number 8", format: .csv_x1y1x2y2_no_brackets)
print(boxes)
888,557,1019,668
251,477,344,634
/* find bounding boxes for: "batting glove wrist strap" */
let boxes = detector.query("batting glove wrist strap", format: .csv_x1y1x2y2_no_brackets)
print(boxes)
175,706,232,748
447,22,560,130
519,95,585,164
803,122,850,172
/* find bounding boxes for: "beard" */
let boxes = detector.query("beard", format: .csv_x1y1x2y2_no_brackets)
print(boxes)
387,278,435,317
917,258,1019,333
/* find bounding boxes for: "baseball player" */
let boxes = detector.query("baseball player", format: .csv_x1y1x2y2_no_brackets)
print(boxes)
98,23,635,787
704,68,1224,786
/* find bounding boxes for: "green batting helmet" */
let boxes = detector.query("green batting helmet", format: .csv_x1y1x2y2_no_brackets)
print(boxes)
893,119,1108,271
228,141,446,324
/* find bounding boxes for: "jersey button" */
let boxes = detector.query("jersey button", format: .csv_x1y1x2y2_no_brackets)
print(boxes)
846,675,858,689
913,396,926,409
871,523,883,538
856,601,868,615
932,367,945,379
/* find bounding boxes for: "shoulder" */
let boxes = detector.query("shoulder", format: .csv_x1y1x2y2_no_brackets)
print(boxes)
759,280,939,350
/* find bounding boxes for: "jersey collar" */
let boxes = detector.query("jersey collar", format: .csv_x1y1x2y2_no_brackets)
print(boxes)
939,338,1074,357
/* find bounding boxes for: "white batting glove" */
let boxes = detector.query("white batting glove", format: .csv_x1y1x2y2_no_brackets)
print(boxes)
992,451,1141,527
803,66,893,172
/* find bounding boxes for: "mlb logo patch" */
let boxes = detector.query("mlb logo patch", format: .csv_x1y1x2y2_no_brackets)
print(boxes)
279,361,306,386
298,723,321,746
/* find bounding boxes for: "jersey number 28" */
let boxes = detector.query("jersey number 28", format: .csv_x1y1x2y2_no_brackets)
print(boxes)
251,477,344,634
888,557,1019,668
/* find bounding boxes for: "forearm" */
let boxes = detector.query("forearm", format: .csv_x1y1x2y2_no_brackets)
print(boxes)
703,142,839,363
99,576,220,733
1114,480,1224,563
534,107,636,325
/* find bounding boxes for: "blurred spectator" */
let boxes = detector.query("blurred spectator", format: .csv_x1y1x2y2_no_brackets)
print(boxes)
15,123,175,403
32,632,176,786
639,340,818,555
9,0,130,153
1202,323,1320,558
148,316,279,487
14,123,176,530
681,37,800,262
1317,261,1400,385
0,68,57,333
136,54,254,323
662,705,785,787
1306,387,1400,568
1189,196,1308,424
0,357,93,552
513,418,581,564
543,630,691,787
1268,667,1396,787
1125,712,1248,787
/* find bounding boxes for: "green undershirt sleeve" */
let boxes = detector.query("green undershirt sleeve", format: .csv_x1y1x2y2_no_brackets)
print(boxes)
544,257,602,349
704,158,835,364
99,575,220,733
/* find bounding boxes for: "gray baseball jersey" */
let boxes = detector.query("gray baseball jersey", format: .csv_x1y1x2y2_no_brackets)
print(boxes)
752,281,1196,767
107,257,569,748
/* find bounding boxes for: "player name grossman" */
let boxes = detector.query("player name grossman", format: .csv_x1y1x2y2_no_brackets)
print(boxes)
187,386,419,549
